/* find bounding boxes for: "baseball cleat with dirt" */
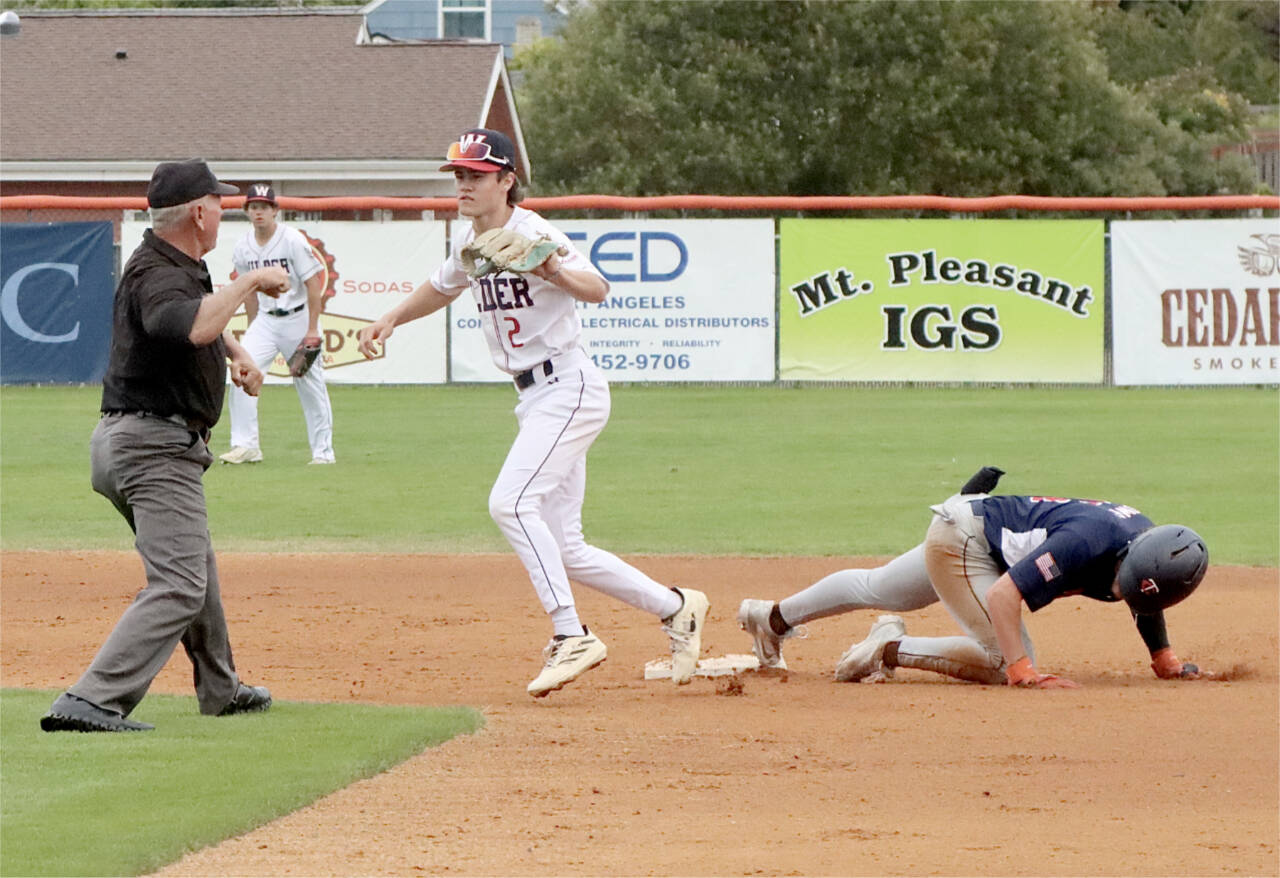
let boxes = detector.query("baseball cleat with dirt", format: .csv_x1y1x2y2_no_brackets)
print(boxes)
835,614,906,682
663,587,710,685
737,598,807,670
527,628,608,697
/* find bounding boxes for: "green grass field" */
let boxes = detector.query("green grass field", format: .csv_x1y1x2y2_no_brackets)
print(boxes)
1,383,1276,876
0,689,482,877
2,384,1277,563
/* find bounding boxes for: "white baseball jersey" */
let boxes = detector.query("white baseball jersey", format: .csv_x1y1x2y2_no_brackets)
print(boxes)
232,223,323,311
225,221,334,462
431,206,606,374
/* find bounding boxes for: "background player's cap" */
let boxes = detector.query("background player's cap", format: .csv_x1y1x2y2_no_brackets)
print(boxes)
244,183,277,205
439,128,516,173
147,159,238,208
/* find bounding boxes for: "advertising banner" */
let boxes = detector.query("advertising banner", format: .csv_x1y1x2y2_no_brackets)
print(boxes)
1,222,115,384
449,219,775,382
1111,219,1278,385
778,219,1105,382
123,220,448,383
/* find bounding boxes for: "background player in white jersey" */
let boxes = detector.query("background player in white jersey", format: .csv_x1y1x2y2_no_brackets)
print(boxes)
356,128,708,697
739,467,1211,688
220,184,336,466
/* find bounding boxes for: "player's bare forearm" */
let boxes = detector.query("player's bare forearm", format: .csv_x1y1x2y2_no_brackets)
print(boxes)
534,256,608,303
990,574,1079,688
357,281,451,358
304,273,324,337
987,575,1027,667
389,281,452,325
556,268,609,303
190,267,287,345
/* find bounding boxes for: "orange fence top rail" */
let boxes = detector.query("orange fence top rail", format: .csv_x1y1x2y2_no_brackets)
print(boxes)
1,193,1276,212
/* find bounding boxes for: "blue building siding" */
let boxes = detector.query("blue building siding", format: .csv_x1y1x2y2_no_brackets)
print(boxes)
365,0,564,56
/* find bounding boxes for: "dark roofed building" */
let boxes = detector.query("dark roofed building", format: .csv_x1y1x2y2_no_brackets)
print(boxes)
0,7,528,202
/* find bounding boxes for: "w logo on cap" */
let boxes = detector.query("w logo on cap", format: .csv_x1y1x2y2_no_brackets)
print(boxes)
444,129,513,168
246,183,276,203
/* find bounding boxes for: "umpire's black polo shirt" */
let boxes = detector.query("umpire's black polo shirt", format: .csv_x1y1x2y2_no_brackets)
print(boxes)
100,229,227,432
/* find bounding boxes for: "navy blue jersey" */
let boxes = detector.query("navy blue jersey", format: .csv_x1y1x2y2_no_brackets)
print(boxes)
974,496,1154,612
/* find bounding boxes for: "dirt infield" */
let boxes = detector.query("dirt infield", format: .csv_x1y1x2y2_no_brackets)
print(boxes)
3,551,1277,877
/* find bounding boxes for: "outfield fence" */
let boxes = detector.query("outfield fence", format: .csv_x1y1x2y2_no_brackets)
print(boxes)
2,194,1277,387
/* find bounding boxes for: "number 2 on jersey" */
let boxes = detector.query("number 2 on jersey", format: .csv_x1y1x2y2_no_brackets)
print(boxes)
504,315,523,348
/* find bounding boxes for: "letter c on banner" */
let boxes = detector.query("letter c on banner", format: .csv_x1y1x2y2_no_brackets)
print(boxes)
1,262,81,343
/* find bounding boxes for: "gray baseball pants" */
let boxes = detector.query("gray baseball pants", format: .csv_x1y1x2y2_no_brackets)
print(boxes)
777,495,1035,684
67,413,240,717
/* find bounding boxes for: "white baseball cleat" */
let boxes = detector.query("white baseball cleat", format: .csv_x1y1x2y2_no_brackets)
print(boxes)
307,457,335,465
527,628,608,698
737,598,805,670
219,446,263,464
662,587,710,685
835,615,906,682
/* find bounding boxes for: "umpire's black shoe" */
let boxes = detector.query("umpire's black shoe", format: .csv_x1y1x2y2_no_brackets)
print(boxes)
218,683,272,716
40,693,154,733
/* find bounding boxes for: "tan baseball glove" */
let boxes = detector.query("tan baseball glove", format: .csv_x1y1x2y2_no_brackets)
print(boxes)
460,228,567,278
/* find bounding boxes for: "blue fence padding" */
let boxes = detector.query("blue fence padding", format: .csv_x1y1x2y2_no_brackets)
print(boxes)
1,222,115,384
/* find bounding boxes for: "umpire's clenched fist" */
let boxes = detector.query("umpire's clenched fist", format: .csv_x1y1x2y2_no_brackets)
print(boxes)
251,265,290,298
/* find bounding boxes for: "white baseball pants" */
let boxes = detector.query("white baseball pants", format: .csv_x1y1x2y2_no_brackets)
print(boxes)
488,351,680,635
226,310,335,462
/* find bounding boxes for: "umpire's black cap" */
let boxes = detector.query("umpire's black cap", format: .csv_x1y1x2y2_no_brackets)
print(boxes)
147,159,238,209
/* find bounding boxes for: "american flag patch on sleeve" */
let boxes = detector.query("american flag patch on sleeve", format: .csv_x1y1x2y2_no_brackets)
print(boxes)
1035,552,1061,582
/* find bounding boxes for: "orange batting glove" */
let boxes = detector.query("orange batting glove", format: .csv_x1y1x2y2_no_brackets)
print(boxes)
1151,647,1201,679
1005,656,1081,690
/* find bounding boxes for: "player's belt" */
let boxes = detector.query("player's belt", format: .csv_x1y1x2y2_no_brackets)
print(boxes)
265,304,305,317
513,359,554,390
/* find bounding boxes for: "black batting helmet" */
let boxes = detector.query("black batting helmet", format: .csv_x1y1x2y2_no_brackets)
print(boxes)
1117,524,1208,615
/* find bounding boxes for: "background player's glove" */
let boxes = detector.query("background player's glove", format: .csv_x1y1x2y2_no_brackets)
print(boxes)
460,229,567,278
1005,656,1080,689
960,465,1005,495
1151,647,1202,679
287,336,322,378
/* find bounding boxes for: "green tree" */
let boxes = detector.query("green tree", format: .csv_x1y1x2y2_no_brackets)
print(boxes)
515,0,1265,197
1091,0,1278,104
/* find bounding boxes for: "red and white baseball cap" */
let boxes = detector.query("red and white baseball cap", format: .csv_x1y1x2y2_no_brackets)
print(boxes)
439,128,516,173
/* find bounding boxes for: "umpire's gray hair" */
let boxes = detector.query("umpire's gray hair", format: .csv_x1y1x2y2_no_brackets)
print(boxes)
149,201,194,232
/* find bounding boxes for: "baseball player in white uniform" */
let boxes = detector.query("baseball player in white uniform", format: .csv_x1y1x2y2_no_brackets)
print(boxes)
357,128,708,697
221,184,336,465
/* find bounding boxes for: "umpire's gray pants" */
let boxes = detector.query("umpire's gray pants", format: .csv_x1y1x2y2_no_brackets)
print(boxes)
68,413,240,717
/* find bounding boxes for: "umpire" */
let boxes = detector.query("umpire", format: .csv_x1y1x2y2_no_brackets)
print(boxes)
41,159,290,732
